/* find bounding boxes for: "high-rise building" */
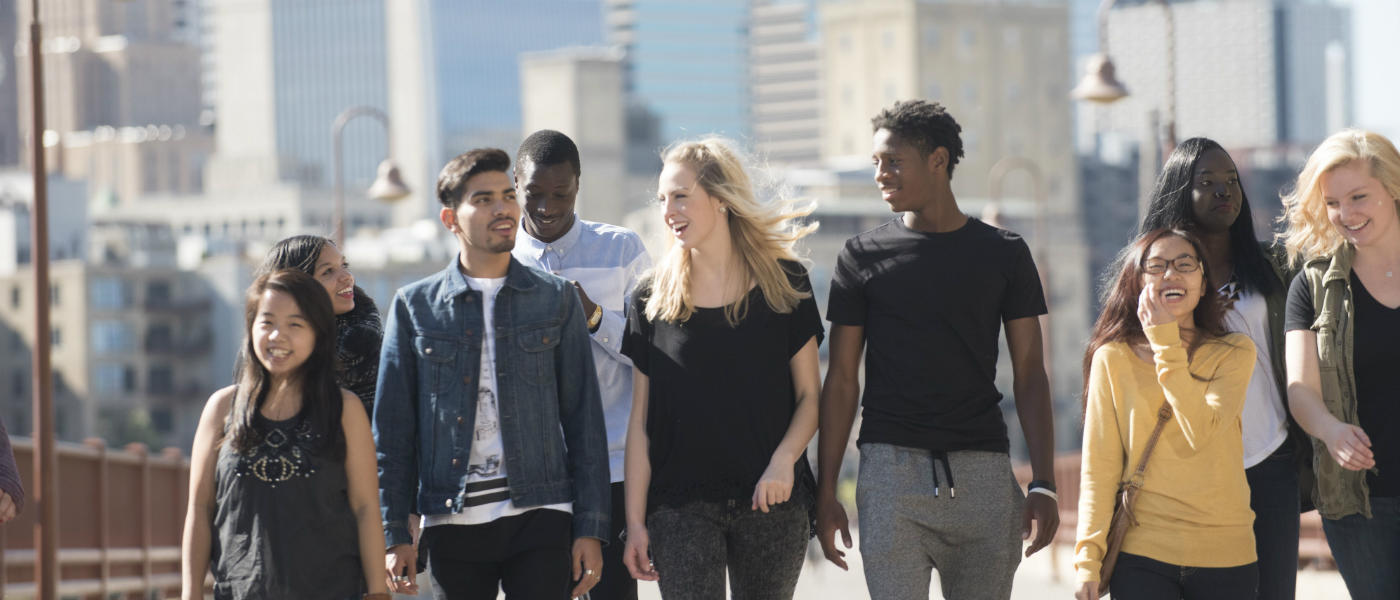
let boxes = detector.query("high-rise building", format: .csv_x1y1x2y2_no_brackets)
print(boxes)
15,0,203,140
1095,0,1351,150
606,0,751,142
520,46,630,226
750,0,821,166
819,0,1090,445
388,0,606,225
207,0,390,190
0,0,20,166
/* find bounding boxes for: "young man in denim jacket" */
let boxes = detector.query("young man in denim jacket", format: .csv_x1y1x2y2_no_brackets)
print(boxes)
375,148,610,599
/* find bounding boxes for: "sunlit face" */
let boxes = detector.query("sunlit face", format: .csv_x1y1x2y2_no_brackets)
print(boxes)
441,170,519,256
872,128,940,213
1321,161,1400,249
1141,235,1207,322
517,159,579,243
311,242,355,315
1189,148,1243,234
657,162,725,251
252,289,316,380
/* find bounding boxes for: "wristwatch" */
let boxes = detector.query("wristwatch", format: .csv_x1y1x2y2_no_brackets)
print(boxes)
587,303,603,332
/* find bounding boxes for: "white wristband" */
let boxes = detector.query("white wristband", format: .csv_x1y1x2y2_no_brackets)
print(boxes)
1028,487,1059,502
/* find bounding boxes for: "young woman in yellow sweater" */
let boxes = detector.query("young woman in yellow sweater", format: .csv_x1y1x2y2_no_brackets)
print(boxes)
1075,229,1258,599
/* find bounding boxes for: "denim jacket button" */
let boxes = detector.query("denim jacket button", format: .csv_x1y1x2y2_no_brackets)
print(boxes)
542,336,551,344
444,499,452,507
424,347,433,355
457,416,464,424
462,376,471,385
452,458,459,466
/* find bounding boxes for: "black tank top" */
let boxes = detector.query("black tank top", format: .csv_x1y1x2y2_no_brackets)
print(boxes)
211,412,364,599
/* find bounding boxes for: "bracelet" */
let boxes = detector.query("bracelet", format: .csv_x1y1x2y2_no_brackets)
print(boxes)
1028,479,1056,493
587,303,603,331
1028,487,1059,502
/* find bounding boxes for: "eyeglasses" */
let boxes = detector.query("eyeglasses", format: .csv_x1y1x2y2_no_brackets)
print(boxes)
1142,257,1200,275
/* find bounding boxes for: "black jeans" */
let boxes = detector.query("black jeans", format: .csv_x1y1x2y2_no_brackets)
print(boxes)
1110,553,1257,600
422,509,572,600
1245,444,1299,600
647,497,809,600
592,482,637,600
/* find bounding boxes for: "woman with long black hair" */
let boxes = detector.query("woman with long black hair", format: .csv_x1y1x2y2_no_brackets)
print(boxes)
182,270,389,599
1137,138,1299,599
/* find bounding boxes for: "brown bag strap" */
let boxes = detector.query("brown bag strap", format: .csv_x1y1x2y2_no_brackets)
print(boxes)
1124,402,1174,489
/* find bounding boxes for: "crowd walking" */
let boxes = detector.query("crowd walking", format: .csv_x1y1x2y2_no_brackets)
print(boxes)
165,102,1400,599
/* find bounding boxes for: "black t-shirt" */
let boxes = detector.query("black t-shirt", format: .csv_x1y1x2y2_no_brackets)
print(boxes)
1285,271,1400,497
826,217,1047,453
621,260,824,509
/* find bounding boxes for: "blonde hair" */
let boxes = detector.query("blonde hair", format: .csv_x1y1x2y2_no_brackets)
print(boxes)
1279,129,1400,264
645,138,818,326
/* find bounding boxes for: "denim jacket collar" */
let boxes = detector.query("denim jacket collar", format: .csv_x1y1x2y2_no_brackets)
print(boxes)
435,254,539,303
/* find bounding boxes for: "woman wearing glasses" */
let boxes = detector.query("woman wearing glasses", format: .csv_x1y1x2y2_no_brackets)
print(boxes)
1137,138,1299,600
1075,229,1258,599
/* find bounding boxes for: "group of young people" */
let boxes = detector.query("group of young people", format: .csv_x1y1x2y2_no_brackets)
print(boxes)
1073,129,1400,600
174,97,1400,600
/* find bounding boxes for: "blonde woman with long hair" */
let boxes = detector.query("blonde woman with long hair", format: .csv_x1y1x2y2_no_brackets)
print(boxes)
619,138,823,599
1280,129,1400,600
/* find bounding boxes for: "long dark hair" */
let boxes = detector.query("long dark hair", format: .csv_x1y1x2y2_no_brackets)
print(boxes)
256,235,334,280
1140,137,1280,296
228,269,345,459
1082,229,1232,409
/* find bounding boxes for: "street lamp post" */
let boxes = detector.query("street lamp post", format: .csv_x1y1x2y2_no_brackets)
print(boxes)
25,0,57,597
986,156,1053,391
331,106,411,248
1072,0,1178,155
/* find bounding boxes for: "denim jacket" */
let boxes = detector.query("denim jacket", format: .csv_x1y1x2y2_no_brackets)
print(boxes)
374,256,609,547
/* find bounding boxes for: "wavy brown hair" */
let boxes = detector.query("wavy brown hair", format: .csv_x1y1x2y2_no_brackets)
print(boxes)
1081,228,1231,412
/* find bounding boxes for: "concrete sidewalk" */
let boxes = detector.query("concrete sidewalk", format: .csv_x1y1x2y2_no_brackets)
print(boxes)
633,537,1348,599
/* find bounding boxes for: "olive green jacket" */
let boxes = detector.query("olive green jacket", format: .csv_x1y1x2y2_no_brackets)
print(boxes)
1296,243,1374,520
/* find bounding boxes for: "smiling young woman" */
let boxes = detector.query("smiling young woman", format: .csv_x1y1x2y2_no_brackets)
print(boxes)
1280,129,1400,599
1075,229,1259,600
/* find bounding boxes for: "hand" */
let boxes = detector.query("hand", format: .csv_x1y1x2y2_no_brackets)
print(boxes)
0,491,15,524
622,524,659,581
571,281,599,321
1324,421,1376,471
1075,581,1099,600
752,458,794,513
570,537,604,598
815,494,853,570
1021,492,1059,557
1136,284,1173,328
385,544,419,595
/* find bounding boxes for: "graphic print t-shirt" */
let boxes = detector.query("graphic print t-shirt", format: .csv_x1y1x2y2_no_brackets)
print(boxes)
423,275,569,528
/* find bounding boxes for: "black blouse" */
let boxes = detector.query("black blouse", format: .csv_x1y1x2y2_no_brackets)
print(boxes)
622,260,824,511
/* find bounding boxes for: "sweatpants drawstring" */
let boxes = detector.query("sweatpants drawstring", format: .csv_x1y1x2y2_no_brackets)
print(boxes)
931,452,955,498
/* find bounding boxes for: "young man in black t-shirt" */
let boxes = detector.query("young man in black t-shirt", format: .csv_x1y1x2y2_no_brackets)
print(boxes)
814,100,1059,600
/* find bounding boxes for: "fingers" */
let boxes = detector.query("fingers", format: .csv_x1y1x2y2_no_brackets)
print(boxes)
385,546,419,594
623,544,659,582
0,492,14,523
571,545,582,584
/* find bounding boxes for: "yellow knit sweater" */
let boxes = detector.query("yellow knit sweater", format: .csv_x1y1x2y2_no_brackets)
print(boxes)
1074,322,1258,583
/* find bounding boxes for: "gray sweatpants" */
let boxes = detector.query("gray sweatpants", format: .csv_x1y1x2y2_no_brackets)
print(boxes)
857,444,1025,600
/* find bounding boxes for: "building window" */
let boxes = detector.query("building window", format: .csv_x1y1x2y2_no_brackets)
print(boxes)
123,367,136,392
10,286,18,308
148,366,174,395
91,277,126,309
93,320,136,353
11,369,23,398
922,25,940,49
95,364,126,395
51,327,61,348
146,280,171,304
49,284,60,307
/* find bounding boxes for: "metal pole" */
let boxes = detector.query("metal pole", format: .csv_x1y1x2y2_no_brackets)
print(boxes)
27,0,58,597
1157,0,1177,155
331,106,393,248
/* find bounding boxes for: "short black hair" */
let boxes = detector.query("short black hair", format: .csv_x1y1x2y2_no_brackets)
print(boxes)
437,148,511,209
517,129,581,176
871,100,965,178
